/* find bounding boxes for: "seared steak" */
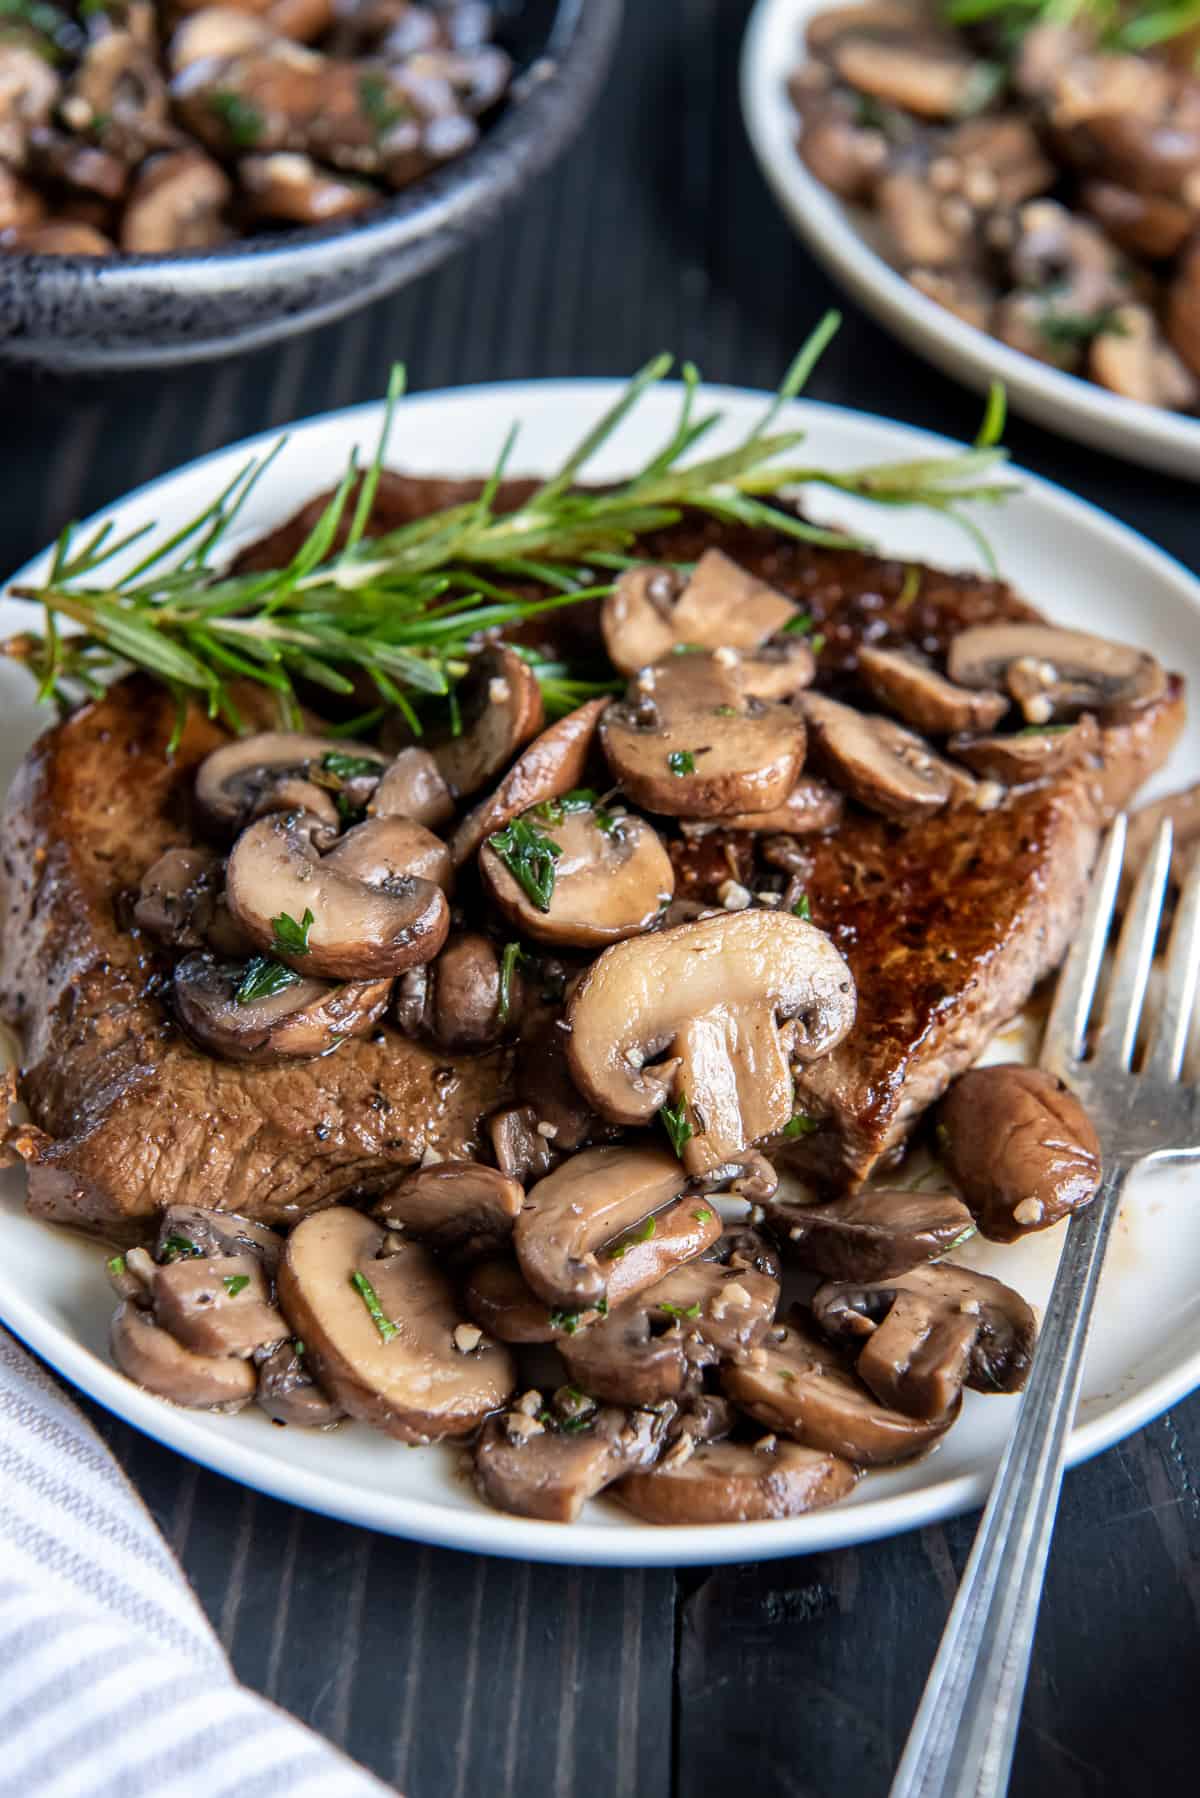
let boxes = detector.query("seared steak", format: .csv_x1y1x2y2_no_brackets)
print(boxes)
0,680,510,1241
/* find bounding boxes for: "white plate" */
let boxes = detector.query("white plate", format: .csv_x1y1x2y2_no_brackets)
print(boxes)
0,378,1197,1567
741,0,1200,481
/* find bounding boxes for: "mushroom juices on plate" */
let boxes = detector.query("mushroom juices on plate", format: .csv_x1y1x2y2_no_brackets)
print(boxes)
0,330,1193,1531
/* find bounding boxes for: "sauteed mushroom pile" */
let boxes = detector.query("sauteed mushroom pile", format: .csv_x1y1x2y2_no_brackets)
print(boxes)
790,3,1200,412
102,541,1159,1528
0,0,511,256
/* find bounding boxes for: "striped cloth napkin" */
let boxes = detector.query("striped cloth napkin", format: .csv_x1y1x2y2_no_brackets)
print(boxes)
0,1325,393,1798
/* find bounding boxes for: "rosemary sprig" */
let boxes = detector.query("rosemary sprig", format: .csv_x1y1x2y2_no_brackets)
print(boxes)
945,0,1200,58
4,317,1016,738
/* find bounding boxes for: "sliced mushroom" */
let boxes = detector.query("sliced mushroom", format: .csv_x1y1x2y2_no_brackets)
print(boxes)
326,814,452,893
226,812,449,979
601,654,807,819
1089,303,1198,412
799,99,889,202
255,1339,346,1428
766,1187,974,1281
173,952,392,1060
812,1262,1037,1418
802,692,968,820
463,1256,578,1343
566,910,856,1177
487,1103,554,1184
559,1245,780,1406
17,221,114,255
120,148,232,253
170,7,277,74
373,1160,523,1260
947,624,1167,723
474,1391,669,1523
240,149,378,222
830,35,983,120
909,268,995,333
153,1253,286,1357
723,1317,956,1466
877,170,977,270
67,29,171,162
195,731,387,833
1081,179,1194,261
0,45,61,168
427,644,543,800
691,775,844,836
111,1298,257,1410
155,1205,282,1271
616,1436,858,1525
277,1208,515,1441
450,698,608,867
0,163,44,235
601,550,800,676
368,746,454,828
948,714,1100,784
513,1144,691,1310
133,846,222,946
937,1064,1101,1243
480,799,674,949
857,646,1008,736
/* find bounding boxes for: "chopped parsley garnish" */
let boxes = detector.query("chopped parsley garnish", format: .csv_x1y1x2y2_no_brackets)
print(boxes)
945,1225,977,1255
810,633,827,656
293,1340,305,1358
208,90,264,148
658,1300,701,1320
782,613,814,636
271,907,314,957
660,1096,693,1159
782,1112,819,1139
691,1207,714,1224
222,1273,250,1298
560,1412,595,1434
487,815,561,912
161,1234,200,1262
792,892,812,921
714,704,739,717
106,1253,126,1278
667,749,696,776
359,71,408,137
548,1307,583,1335
898,565,921,609
320,751,380,782
779,1369,796,1385
1018,723,1073,736
596,1295,609,1317
498,941,529,1026
535,789,618,834
607,1216,657,1261
350,1270,398,1343
235,956,302,1006
1039,306,1128,348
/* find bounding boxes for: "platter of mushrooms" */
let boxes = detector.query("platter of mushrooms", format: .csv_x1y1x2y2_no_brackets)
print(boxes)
742,0,1200,476
0,375,1198,1566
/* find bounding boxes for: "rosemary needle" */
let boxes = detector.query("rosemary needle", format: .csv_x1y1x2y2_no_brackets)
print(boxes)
4,314,1016,740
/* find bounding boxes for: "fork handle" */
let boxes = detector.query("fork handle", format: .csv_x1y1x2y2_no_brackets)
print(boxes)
889,1162,1130,1798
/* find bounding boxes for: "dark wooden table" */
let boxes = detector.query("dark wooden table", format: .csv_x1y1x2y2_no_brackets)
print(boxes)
3,6,1198,1794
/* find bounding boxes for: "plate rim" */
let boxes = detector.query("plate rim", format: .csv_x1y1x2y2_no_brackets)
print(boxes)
739,0,1200,481
2,374,1199,1568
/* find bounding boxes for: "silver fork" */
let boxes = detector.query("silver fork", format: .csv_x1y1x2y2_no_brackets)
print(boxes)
890,814,1200,1798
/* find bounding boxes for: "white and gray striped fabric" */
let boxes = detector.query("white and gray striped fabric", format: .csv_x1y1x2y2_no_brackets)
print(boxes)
0,1325,394,1798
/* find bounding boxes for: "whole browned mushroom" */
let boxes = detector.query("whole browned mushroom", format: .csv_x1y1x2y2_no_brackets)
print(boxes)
120,148,232,253
566,910,856,1178
937,1063,1101,1242
111,1299,258,1410
765,1187,974,1281
474,1389,669,1523
812,1262,1037,1418
277,1207,515,1441
173,952,393,1061
616,1436,858,1525
601,654,808,819
480,797,674,949
801,692,971,820
600,550,801,676
723,1316,957,1466
948,714,1100,784
373,1160,523,1260
225,811,449,979
947,623,1167,723
856,645,1008,736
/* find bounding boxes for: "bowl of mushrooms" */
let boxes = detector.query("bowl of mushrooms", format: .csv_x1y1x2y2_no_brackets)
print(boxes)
0,0,621,372
742,0,1200,477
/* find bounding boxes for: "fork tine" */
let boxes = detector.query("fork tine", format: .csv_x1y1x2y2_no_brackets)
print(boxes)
1143,849,1200,1082
1041,815,1126,1076
1093,818,1174,1070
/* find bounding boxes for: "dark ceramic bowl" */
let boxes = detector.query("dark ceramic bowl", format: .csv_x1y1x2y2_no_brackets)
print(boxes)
0,0,621,374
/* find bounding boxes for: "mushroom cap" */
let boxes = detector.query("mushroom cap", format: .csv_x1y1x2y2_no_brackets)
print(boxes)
119,148,232,255
225,812,449,979
154,1205,282,1272
480,801,675,949
368,747,454,829
600,655,807,819
133,845,222,946
373,1160,524,1261
615,1436,858,1525
693,774,843,836
449,698,608,867
802,692,963,820
812,1262,1037,1418
601,549,800,676
429,644,544,800
326,814,452,893
474,1398,669,1523
946,624,1166,722
195,730,386,833
857,646,1009,737
277,1208,515,1442
722,1317,958,1466
1089,303,1198,411
420,931,511,1050
173,952,392,1061
255,1340,345,1429
110,1299,257,1411
565,910,856,1176
937,1063,1101,1243
152,1253,286,1359
948,714,1100,784
513,1144,691,1311
766,1187,974,1281
240,150,377,224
